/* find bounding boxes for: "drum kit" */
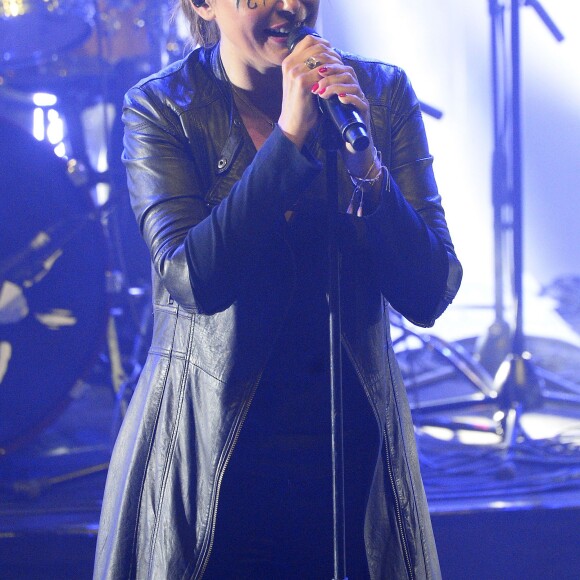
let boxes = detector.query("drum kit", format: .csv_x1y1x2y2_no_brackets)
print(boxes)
0,0,186,455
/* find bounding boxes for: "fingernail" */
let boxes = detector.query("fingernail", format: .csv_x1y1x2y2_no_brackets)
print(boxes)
338,93,347,98
319,87,326,95
318,66,328,73
311,82,319,93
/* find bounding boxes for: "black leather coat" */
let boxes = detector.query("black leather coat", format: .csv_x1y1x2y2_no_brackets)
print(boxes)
94,44,462,580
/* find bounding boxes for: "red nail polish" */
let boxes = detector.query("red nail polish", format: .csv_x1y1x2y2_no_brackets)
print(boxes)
318,66,328,73
338,93,347,98
319,87,326,95
311,82,320,93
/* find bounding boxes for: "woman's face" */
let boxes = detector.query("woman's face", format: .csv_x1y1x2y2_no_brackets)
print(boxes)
208,0,320,73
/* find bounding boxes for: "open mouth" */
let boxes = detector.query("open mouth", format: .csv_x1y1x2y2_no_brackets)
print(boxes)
265,21,305,39
265,27,292,38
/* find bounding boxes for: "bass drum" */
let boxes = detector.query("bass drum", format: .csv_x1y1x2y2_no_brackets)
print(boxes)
0,118,108,454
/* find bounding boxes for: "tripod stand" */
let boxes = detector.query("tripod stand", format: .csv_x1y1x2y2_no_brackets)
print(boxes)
481,0,580,450
405,0,580,453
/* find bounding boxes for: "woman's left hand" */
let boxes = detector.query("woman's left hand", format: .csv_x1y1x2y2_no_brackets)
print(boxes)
311,57,378,178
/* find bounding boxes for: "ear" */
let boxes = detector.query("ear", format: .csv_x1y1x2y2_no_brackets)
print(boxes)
191,0,214,19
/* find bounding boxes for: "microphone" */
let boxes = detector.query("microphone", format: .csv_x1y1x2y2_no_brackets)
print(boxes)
287,26,370,152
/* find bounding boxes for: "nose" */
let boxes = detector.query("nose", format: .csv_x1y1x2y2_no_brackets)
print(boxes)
276,0,309,21
278,0,301,9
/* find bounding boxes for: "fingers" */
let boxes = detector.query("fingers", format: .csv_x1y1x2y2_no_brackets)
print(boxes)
278,36,335,147
285,36,368,113
312,64,367,107
281,35,337,89
309,58,366,109
279,34,371,151
295,41,376,161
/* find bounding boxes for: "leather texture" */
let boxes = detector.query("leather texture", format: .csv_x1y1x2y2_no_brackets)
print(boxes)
94,44,462,580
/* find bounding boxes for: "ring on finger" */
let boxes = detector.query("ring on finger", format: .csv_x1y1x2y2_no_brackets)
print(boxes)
305,56,322,70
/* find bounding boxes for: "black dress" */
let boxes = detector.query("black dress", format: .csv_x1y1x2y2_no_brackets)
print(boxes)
204,203,378,579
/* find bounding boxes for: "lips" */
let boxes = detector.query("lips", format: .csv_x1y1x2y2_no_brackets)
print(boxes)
265,21,305,39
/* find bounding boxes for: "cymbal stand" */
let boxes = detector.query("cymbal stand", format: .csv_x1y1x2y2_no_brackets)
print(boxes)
487,0,580,452
403,1,580,453
476,0,565,378
473,0,513,376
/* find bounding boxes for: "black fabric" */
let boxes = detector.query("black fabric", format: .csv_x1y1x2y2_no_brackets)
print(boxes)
204,203,376,579
94,45,460,579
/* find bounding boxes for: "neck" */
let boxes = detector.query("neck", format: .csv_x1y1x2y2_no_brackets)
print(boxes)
220,53,283,122
219,42,282,90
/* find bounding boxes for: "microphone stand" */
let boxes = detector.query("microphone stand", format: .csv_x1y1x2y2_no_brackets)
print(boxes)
477,2,565,375
473,0,512,375
321,101,454,576
487,0,577,451
401,1,580,457
322,117,348,580
465,0,577,436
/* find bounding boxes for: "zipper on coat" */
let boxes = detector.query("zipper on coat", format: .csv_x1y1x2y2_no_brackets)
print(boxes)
382,424,415,580
195,370,263,579
195,238,298,579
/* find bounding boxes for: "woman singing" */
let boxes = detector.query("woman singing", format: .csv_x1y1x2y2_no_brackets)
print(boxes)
94,0,462,577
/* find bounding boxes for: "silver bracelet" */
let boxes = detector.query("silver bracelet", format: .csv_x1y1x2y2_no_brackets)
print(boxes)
348,147,382,186
347,148,390,216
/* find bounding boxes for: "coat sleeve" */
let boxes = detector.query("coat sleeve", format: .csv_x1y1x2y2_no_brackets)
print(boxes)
122,85,321,314
340,67,462,327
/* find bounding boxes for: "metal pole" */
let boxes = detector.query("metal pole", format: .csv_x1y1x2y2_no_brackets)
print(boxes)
494,0,566,443
476,0,513,375
325,143,347,580
511,0,525,357
509,0,564,356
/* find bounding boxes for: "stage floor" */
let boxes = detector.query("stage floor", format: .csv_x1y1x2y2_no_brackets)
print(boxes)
1,325,580,579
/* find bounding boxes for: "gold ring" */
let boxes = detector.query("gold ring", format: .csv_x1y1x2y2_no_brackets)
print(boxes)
305,56,322,70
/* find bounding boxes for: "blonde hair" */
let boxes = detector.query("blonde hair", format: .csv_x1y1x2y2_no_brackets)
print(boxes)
177,0,220,49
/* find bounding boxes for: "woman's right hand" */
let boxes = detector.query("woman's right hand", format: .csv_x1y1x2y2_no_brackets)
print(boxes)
278,33,341,148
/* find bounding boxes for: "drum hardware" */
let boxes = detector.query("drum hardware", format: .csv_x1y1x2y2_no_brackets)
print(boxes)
2,462,110,498
470,1,580,452
0,116,147,496
81,0,150,67
107,284,153,441
401,2,580,459
391,309,497,411
0,0,184,98
0,0,93,69
395,312,580,446
107,313,129,418
0,212,99,289
0,1,177,498
0,118,109,456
